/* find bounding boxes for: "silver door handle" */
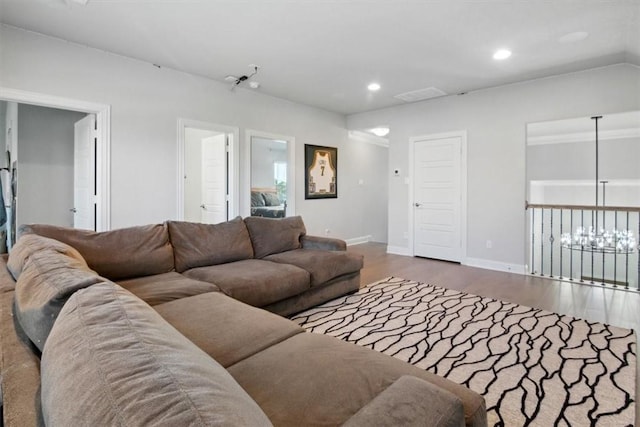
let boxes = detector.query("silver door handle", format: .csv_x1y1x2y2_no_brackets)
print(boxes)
70,208,77,213
200,204,205,209
414,203,422,207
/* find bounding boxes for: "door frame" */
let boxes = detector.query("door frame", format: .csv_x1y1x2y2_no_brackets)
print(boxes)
408,130,467,261
244,129,296,217
177,118,239,220
0,87,111,231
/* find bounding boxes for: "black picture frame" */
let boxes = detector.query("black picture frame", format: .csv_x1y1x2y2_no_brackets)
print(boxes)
304,144,337,199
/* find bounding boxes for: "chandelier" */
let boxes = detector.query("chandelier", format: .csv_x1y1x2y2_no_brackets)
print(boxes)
559,116,637,254
561,226,636,254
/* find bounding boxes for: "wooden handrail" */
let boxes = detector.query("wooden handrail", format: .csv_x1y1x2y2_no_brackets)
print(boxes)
526,202,640,213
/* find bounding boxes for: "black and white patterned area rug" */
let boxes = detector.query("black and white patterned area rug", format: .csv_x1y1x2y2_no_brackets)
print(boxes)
290,277,636,427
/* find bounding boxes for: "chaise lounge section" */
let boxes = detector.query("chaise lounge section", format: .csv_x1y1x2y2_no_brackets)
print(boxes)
0,216,487,426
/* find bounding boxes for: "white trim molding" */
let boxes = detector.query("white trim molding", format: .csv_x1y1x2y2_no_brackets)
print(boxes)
177,119,240,221
527,128,640,146
386,245,412,256
347,130,390,147
346,235,372,246
463,257,526,274
0,87,111,231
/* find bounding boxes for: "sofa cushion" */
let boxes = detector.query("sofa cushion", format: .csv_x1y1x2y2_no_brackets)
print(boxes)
19,223,174,280
343,376,465,427
183,259,310,307
244,215,306,258
14,246,103,351
167,217,254,273
265,249,364,286
155,292,304,367
41,282,273,426
116,272,220,306
227,333,486,427
7,233,86,280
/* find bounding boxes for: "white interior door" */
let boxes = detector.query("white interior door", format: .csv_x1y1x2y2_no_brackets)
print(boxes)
201,134,228,224
73,114,96,230
413,136,462,262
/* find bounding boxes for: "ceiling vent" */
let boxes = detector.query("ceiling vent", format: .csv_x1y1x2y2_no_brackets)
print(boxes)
394,87,447,102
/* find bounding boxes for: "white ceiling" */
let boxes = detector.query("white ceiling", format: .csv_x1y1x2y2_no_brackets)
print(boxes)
1,0,638,115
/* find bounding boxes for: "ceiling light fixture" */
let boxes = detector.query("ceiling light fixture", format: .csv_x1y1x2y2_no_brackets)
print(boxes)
493,49,512,60
367,83,381,92
370,127,390,137
225,64,260,90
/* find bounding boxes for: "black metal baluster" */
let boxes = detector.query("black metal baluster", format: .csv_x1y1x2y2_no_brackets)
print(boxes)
580,209,584,282
540,208,545,276
590,209,594,284
569,209,574,282
559,209,563,279
531,208,535,275
625,211,629,287
614,210,618,286
602,208,606,285
549,208,554,278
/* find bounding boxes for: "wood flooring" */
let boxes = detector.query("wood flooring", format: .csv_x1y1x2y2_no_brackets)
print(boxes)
348,242,640,331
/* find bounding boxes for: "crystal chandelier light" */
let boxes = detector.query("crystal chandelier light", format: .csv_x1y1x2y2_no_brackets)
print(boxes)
561,226,636,254
559,116,637,254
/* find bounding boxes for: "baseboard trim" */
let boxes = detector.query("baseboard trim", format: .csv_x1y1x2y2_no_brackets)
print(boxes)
463,257,526,274
346,235,372,246
386,245,412,256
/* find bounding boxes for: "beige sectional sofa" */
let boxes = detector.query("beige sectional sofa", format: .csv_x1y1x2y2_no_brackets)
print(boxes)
0,216,487,426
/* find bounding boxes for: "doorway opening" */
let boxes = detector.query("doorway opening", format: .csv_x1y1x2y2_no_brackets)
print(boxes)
0,88,111,251
245,130,295,218
177,119,239,223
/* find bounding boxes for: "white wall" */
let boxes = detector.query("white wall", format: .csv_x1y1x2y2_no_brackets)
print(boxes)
348,64,640,269
17,103,86,227
0,25,388,242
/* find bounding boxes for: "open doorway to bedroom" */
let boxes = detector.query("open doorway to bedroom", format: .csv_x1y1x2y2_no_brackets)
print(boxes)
177,119,239,224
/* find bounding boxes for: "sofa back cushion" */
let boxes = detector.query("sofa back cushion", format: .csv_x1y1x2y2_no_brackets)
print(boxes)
7,233,86,280
12,236,103,351
167,217,254,273
19,223,175,280
244,216,306,258
41,282,273,426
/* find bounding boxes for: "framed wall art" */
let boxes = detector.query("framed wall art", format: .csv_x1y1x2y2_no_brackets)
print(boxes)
304,144,337,199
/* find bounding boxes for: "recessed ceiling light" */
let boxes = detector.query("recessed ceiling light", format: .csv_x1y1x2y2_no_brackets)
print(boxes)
493,49,512,60
558,31,589,43
370,127,390,137
367,83,381,91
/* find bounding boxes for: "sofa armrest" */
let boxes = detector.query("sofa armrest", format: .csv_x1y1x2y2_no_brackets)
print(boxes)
301,235,347,251
342,376,466,427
